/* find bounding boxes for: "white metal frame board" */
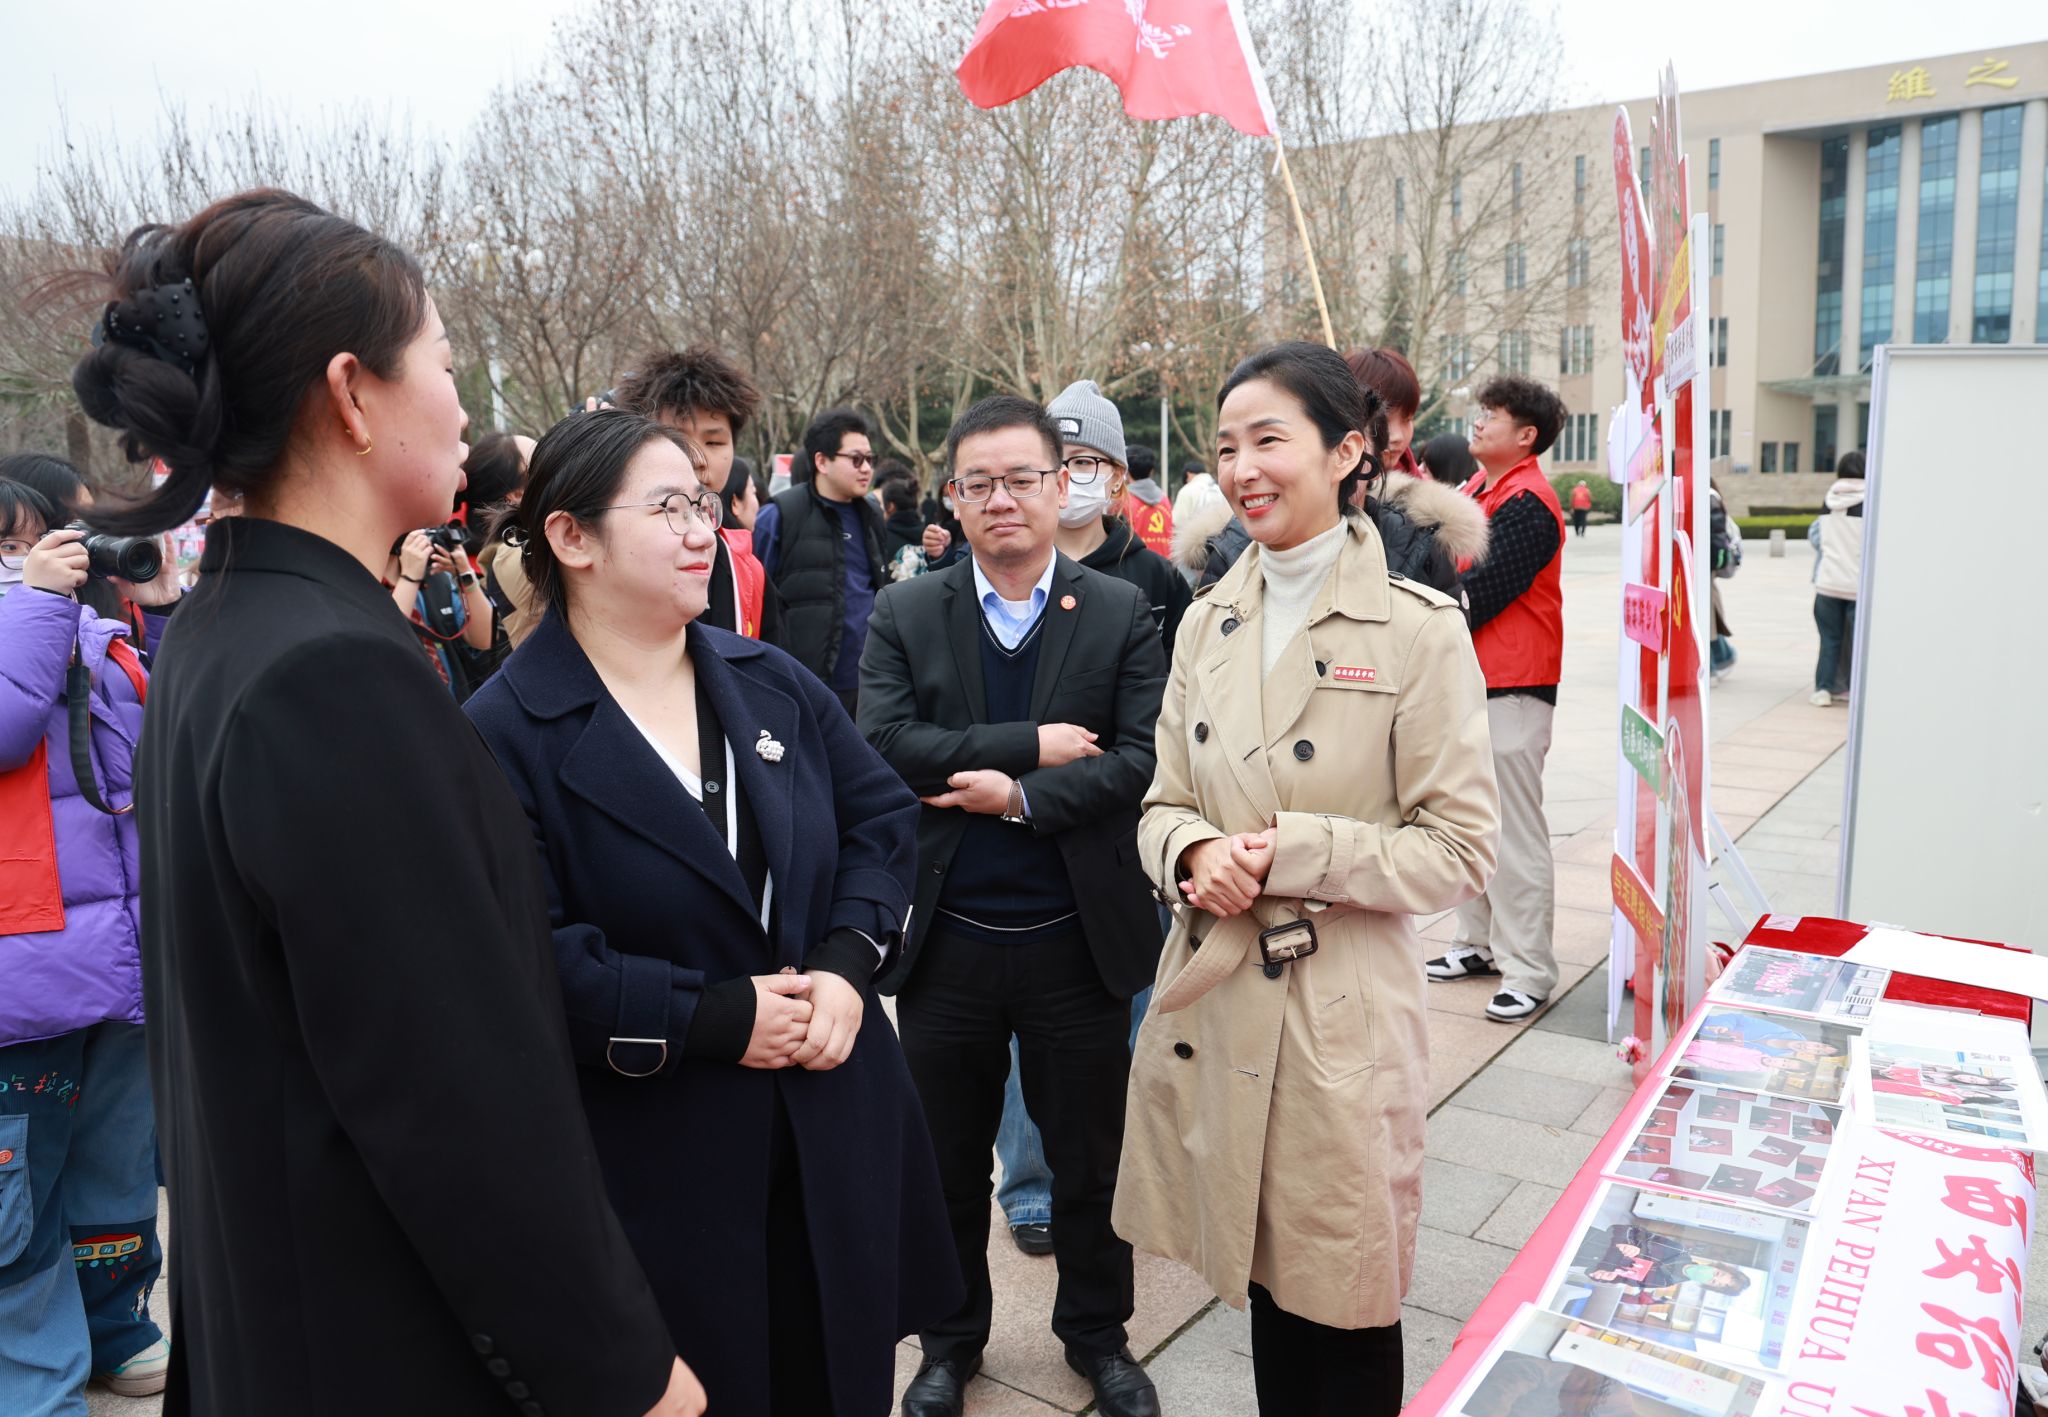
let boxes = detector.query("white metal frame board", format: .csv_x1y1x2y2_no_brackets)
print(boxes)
1838,344,2048,954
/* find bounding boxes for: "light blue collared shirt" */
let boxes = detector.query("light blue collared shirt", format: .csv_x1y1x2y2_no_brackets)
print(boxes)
971,554,1057,651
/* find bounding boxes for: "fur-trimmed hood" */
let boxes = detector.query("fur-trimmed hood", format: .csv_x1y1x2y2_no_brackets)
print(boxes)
1172,478,1236,573
1378,470,1489,565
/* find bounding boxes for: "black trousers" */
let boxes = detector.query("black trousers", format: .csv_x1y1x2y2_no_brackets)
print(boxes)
767,1084,832,1416
1248,1284,1402,1416
898,923,1134,1363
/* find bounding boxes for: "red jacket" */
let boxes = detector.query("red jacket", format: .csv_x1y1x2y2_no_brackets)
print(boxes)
1468,456,1565,689
1570,483,1594,511
1124,491,1174,558
720,528,767,638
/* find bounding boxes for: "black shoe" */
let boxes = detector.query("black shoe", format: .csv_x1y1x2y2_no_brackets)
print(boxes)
1065,1346,1161,1417
1010,1222,1054,1256
901,1353,980,1417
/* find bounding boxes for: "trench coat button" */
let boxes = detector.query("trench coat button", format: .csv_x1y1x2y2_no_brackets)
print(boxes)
1193,722,1209,743
1315,660,1328,677
470,1335,495,1357
505,1382,531,1401
1264,962,1284,979
1221,617,1240,635
1293,740,1315,762
1388,571,1407,581
1173,1041,1194,1059
486,1358,512,1378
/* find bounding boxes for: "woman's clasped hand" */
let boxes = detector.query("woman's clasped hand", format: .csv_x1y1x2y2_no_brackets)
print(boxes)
740,969,865,1071
1177,826,1277,917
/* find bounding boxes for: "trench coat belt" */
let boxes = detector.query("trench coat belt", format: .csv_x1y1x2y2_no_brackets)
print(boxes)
1153,899,1306,1016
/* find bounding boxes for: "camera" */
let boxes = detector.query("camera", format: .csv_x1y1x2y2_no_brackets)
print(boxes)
426,522,472,553
65,523,162,582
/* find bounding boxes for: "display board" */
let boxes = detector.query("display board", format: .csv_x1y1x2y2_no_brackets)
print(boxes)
1840,345,2048,955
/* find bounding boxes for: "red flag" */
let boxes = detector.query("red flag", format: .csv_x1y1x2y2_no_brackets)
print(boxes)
957,0,1277,138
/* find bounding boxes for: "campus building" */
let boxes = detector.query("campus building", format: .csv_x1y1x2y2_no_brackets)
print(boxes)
1359,43,2048,514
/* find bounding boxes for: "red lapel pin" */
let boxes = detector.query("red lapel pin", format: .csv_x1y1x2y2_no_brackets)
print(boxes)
1060,594,1077,611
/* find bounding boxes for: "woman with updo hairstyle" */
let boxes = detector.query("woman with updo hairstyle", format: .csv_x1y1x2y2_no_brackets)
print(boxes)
1113,341,1500,1415
464,407,958,1417
70,189,702,1417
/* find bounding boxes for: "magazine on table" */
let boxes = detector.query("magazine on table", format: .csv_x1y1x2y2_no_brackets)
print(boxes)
1705,945,1889,1022
1605,1080,1841,1216
1446,1303,1777,1416
1537,1183,1815,1375
1667,1005,1859,1106
1846,1004,2048,1152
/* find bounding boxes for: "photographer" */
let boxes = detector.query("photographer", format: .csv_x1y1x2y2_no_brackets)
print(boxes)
387,523,494,700
0,478,179,1409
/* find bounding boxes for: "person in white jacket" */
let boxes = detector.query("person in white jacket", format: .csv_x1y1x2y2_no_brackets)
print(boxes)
1810,450,1865,706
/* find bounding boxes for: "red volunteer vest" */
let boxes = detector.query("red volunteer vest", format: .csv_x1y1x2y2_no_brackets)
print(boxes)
1467,455,1565,689
721,528,767,639
0,635,148,932
1124,493,1174,558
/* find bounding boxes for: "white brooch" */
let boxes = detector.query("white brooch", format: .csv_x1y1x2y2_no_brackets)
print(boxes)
755,730,785,763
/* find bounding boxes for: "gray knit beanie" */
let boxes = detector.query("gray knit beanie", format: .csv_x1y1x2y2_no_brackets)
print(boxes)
1047,380,1126,466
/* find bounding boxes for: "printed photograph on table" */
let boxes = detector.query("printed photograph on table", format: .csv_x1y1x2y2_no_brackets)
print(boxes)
1542,1184,1813,1373
1609,1083,1841,1215
1855,1032,2048,1151
1451,1303,1774,1417
1668,1005,1856,1104
1706,946,1890,1021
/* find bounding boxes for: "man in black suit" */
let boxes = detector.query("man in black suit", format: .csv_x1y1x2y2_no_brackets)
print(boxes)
859,396,1168,1417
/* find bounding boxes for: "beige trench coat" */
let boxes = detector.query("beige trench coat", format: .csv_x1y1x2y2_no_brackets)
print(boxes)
1114,514,1500,1329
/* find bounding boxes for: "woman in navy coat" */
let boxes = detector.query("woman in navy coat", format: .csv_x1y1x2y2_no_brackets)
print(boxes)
466,410,960,1417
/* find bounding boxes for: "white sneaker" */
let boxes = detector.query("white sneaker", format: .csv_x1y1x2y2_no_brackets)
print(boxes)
98,1335,170,1397
1486,988,1547,1023
1808,690,1832,707
1425,945,1499,982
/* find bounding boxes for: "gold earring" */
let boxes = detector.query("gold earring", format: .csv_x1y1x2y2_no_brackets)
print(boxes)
356,439,373,457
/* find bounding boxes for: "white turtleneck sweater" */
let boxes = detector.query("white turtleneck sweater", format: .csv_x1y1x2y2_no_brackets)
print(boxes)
1258,518,1348,678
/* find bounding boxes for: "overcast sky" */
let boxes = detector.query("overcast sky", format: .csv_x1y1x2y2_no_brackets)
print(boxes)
4,0,2042,197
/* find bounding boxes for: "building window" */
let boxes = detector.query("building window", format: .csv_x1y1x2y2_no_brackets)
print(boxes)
1712,317,1729,368
1712,224,1725,277
1439,334,1473,382
1814,135,1848,376
1814,406,1839,473
1557,412,1600,463
1760,441,1778,474
1640,145,1651,199
1559,324,1594,376
1566,237,1591,289
1512,162,1523,214
1711,409,1733,459
1503,241,1527,291
1861,124,1901,371
1499,330,1530,375
1575,154,1587,207
1915,114,1959,343
1450,248,1468,297
1709,138,1720,191
1973,105,2023,343
1784,442,1800,473
1451,176,1463,221
1395,178,1405,225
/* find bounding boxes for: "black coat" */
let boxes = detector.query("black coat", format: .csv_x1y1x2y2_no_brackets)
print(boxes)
134,516,674,1417
856,554,1168,999
464,615,961,1417
1077,515,1193,658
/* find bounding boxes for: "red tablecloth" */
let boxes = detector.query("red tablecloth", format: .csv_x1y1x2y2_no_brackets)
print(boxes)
1401,914,2037,1413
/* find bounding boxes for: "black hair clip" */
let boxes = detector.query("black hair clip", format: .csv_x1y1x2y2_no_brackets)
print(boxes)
93,277,209,379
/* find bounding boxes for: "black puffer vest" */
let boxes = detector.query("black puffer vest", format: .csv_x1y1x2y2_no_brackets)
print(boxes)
767,484,886,682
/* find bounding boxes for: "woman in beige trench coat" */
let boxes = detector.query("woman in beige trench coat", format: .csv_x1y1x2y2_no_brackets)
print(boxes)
1113,343,1500,1414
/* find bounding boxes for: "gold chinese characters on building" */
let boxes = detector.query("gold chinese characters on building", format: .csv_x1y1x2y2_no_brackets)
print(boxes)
1888,55,2022,103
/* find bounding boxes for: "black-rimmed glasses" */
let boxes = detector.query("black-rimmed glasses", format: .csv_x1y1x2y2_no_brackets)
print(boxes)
1061,454,1113,484
601,490,723,534
950,470,1056,503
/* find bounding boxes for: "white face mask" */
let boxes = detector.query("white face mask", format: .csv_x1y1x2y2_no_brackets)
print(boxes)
1059,472,1111,529
0,563,21,597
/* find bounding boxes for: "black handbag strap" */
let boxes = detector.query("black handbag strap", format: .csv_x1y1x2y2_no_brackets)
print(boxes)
67,656,132,817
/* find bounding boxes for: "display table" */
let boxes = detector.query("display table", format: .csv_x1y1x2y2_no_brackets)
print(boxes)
1405,915,2039,1416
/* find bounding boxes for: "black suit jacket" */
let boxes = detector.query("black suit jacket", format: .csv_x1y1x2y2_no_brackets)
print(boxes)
134,517,673,1417
857,553,1167,999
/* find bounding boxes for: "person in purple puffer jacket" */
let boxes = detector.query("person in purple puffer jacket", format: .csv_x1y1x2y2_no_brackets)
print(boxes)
0,477,179,1414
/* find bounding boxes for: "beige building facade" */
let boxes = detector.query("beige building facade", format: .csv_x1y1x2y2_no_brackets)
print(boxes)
1389,43,2048,515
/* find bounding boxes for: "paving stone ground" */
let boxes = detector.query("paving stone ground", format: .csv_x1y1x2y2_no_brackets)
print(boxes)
95,525,1895,1417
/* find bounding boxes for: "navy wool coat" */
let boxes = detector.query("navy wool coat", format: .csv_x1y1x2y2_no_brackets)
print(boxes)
466,614,961,1417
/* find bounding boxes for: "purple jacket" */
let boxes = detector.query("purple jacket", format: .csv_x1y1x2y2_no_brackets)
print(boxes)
0,586,159,1044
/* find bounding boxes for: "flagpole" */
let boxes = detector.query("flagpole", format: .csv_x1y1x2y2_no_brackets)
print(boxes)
1272,133,1336,349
